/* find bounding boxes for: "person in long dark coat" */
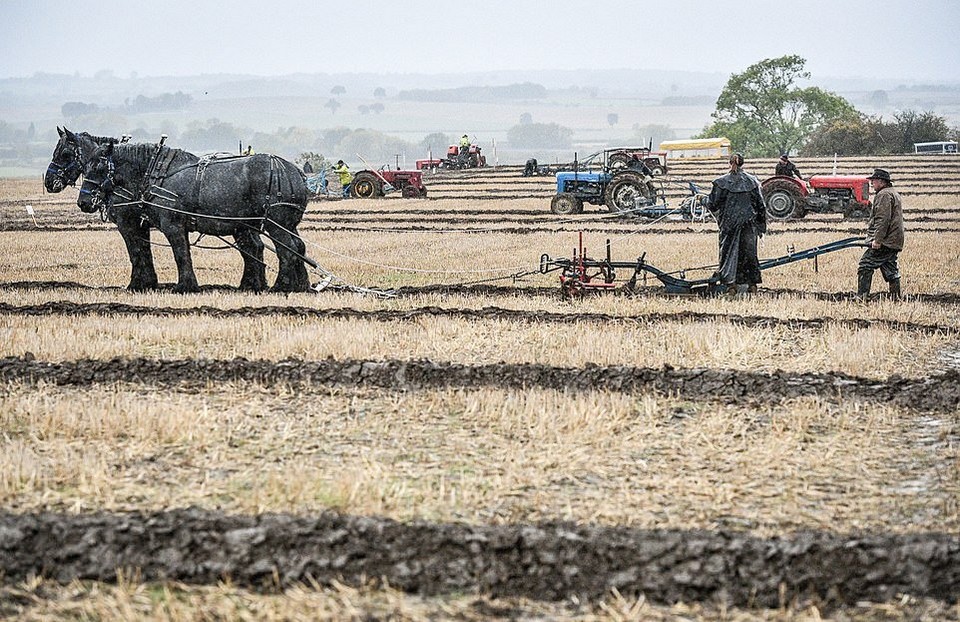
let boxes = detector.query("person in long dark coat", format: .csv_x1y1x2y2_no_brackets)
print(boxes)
706,153,767,294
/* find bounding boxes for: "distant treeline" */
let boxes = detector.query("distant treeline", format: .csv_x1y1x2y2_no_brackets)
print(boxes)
398,82,547,103
61,91,193,118
660,95,715,106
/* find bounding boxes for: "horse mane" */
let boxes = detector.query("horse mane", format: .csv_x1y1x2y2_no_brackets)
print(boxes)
77,132,118,145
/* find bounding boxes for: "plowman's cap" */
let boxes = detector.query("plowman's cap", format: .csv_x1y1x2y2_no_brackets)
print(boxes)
867,168,892,182
779,154,788,160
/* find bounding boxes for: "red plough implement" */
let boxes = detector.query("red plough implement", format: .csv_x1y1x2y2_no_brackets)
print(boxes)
540,233,869,297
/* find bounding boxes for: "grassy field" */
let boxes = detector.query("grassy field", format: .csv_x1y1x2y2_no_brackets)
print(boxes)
1,174,959,620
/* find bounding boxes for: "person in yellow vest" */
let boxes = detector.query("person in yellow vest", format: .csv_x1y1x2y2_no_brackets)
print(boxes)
458,134,470,165
333,159,353,198
243,145,254,156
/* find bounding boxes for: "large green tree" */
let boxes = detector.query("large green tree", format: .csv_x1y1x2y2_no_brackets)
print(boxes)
698,55,856,156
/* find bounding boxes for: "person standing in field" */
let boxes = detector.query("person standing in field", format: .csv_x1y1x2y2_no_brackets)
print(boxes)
333,159,353,198
706,153,767,295
857,168,904,300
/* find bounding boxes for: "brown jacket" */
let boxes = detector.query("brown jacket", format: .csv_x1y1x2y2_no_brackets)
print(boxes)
867,186,904,250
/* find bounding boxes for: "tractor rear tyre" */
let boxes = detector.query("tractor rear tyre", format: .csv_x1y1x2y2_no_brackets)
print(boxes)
607,152,630,169
604,171,651,214
763,179,804,219
351,172,382,199
843,202,870,219
401,185,423,198
550,193,583,215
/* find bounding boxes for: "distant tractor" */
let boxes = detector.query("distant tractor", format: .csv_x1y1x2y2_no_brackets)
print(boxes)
761,174,871,219
351,167,428,199
550,169,659,215
603,147,669,176
416,144,487,171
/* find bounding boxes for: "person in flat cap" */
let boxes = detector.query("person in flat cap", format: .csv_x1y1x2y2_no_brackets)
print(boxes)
775,154,802,180
857,168,904,300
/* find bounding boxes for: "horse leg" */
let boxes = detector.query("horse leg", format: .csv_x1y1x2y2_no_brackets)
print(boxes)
114,210,159,291
159,218,200,294
263,223,308,292
234,229,267,292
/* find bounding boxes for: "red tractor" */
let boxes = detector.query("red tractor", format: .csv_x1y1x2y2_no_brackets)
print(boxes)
351,167,428,199
761,174,871,219
416,144,487,171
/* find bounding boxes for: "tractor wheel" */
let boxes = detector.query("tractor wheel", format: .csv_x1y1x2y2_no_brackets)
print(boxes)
843,202,870,219
604,171,650,213
351,172,382,199
762,179,804,219
550,193,583,215
401,185,422,198
607,152,630,169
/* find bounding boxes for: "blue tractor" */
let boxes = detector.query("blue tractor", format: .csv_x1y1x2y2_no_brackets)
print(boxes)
549,150,659,215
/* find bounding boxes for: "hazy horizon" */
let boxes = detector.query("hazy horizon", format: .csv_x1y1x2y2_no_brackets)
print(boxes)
2,0,959,83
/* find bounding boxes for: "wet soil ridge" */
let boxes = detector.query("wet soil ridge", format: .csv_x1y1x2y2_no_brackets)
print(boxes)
3,280,960,305
0,301,955,336
0,509,956,607
2,356,958,412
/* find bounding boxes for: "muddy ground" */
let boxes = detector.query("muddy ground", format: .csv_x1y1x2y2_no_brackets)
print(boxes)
0,300,957,335
4,279,960,305
1,508,957,609
2,354,959,413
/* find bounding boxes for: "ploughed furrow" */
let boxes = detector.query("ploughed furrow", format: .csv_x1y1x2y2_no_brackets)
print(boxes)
296,224,960,236
2,355,959,412
1,508,957,607
1,301,955,336
3,280,960,305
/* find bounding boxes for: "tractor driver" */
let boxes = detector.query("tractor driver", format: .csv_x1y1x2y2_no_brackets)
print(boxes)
775,154,802,179
459,134,471,165
333,159,353,198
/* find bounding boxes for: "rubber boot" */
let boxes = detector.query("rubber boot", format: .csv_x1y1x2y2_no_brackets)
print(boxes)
888,278,901,300
747,284,758,294
856,271,873,301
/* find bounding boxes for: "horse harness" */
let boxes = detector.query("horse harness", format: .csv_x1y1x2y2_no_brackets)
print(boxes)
88,146,303,232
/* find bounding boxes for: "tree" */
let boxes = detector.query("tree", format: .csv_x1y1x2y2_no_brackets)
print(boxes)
506,122,573,149
519,112,533,125
373,87,386,98
698,55,856,156
358,105,370,115
868,90,889,108
607,113,619,127
802,109,956,156
330,85,346,95
324,98,341,114
632,123,676,149
369,102,385,114
419,132,451,154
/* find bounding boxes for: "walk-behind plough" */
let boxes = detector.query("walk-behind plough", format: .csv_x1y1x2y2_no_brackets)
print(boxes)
539,232,869,297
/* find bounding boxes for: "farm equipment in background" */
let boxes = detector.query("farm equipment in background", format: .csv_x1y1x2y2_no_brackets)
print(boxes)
540,232,869,297
762,174,871,220
351,165,428,199
416,144,487,171
601,146,669,176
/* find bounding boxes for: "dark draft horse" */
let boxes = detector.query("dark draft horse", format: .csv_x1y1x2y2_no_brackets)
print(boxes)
45,127,280,292
77,140,310,293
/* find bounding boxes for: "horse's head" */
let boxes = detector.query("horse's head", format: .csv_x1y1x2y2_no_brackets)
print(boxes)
45,127,84,192
77,142,116,214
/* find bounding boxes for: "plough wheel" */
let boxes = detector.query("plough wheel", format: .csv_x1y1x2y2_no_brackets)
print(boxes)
561,278,585,299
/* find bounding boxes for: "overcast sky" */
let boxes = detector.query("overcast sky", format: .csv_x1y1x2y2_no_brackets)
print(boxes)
2,0,958,82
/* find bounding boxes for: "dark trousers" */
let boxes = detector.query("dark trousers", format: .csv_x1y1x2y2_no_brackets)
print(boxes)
717,224,761,286
857,247,900,294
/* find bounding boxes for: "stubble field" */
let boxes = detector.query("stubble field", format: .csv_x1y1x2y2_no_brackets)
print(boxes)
1,159,959,620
